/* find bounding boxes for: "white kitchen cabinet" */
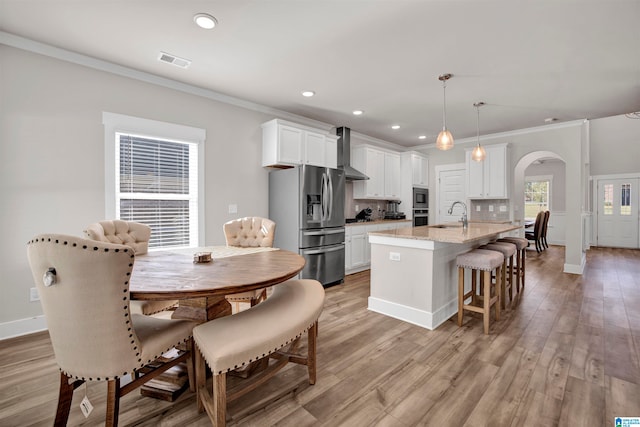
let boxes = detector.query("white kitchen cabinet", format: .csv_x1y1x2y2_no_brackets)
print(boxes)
261,119,337,168
349,225,368,269
345,227,352,270
352,146,401,200
324,135,338,169
465,143,509,199
410,153,429,187
345,221,411,273
384,152,401,199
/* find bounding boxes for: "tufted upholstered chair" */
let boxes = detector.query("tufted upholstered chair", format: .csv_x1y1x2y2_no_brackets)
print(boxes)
223,217,276,312
27,234,197,427
84,220,178,315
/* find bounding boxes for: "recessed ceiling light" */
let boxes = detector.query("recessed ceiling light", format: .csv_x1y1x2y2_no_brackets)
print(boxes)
193,13,217,29
544,117,558,123
353,110,364,116
418,135,427,140
301,91,315,97
391,125,400,130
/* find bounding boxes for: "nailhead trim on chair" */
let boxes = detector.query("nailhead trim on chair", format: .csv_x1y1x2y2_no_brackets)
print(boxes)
27,236,194,381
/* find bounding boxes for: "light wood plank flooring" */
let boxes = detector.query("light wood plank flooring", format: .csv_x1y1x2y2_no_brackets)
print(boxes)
1,246,639,426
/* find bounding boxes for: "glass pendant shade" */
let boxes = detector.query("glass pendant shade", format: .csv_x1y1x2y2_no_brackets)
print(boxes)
471,143,486,161
472,101,486,162
436,74,454,151
436,129,454,150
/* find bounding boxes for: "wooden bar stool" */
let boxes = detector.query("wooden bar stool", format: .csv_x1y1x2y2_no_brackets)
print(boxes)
456,249,504,334
498,237,528,294
479,242,517,310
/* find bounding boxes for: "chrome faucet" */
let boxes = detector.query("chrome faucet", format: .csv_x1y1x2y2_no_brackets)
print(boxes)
448,201,468,229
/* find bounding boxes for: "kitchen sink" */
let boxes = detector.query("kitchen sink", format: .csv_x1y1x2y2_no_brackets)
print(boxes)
430,224,463,229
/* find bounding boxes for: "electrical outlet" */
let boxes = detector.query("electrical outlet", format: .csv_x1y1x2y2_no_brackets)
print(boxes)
389,252,401,261
500,205,507,212
355,204,359,212
476,205,481,211
488,205,494,212
29,287,39,302
228,204,238,214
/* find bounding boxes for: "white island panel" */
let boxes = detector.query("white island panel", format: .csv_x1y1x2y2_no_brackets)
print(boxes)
367,222,521,330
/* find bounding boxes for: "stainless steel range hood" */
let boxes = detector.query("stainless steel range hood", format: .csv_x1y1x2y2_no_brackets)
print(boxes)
336,127,369,181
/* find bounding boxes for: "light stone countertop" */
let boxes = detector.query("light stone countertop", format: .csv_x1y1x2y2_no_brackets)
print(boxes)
368,222,521,244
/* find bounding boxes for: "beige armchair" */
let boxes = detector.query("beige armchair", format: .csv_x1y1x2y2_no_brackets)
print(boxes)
27,234,196,426
84,220,178,315
223,217,276,311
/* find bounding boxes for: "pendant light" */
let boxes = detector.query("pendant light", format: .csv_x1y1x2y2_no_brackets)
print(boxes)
471,102,486,162
436,73,454,150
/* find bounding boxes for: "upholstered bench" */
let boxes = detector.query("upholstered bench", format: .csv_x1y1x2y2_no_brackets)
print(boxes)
193,279,325,426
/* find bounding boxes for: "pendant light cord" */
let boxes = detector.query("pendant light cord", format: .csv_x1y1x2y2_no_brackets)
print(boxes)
442,79,447,130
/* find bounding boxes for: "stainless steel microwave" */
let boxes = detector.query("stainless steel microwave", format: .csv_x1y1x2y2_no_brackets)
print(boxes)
413,187,428,209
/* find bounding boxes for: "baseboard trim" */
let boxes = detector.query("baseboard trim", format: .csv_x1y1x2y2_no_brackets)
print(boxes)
564,253,586,275
367,296,455,331
0,316,48,341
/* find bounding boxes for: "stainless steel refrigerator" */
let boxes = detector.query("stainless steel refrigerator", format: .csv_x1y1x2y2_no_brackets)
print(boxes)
269,165,345,287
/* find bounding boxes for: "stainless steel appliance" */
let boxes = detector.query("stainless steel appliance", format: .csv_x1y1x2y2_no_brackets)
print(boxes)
413,187,429,226
384,200,406,219
336,127,369,181
413,209,429,226
269,165,345,287
413,187,429,209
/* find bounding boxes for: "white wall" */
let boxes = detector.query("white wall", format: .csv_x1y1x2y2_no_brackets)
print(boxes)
0,45,292,335
590,115,640,176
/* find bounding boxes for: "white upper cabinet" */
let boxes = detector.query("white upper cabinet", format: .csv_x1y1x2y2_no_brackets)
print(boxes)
261,119,337,168
465,143,509,199
352,145,401,200
410,153,429,187
384,152,401,199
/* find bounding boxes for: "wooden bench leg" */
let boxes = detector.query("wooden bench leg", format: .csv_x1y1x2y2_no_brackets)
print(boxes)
213,373,227,427
308,321,317,385
195,345,207,413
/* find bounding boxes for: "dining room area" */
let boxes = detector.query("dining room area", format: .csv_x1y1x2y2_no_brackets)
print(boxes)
2,243,640,426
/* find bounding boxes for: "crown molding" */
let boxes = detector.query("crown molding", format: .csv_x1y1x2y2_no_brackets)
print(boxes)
0,31,334,131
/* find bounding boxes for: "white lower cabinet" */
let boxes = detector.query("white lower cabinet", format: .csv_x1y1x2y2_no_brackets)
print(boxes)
345,221,411,274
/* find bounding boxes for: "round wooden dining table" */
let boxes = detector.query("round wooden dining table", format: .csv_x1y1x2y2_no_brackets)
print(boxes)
129,247,306,322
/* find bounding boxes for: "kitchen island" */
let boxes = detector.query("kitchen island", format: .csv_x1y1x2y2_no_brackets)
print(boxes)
367,222,521,330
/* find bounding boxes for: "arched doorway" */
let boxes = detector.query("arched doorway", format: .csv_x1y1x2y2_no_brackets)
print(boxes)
512,151,566,254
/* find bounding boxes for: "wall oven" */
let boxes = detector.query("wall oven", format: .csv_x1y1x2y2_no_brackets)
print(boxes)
413,209,429,227
413,187,429,209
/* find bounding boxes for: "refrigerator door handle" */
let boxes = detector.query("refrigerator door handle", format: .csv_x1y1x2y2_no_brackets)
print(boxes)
327,171,333,221
320,172,326,222
302,229,345,236
301,245,344,255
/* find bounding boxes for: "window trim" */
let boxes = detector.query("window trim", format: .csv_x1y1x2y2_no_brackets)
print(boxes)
102,112,206,247
524,174,552,220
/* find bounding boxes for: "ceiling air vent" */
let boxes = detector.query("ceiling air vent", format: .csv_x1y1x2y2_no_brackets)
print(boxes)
158,51,191,69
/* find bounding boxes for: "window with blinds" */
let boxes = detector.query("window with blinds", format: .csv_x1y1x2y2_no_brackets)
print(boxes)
116,133,198,249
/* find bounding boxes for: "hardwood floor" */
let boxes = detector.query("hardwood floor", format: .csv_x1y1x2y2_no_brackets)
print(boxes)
1,246,639,426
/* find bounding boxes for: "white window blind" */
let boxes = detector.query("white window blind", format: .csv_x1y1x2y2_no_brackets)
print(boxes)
116,133,199,249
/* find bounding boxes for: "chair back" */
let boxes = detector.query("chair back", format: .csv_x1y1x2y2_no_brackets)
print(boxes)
84,220,151,254
533,210,545,238
541,210,550,237
223,217,276,248
27,234,144,380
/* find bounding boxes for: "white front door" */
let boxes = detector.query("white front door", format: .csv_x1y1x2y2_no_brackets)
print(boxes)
436,164,466,224
597,178,639,248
